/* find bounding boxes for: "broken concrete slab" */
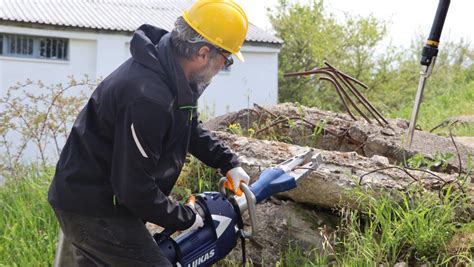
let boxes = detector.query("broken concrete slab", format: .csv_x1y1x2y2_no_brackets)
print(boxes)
212,131,471,211
205,103,474,175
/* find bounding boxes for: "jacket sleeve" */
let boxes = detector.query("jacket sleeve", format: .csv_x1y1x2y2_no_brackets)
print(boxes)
188,111,240,175
110,98,195,230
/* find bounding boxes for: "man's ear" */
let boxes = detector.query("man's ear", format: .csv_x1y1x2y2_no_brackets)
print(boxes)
196,45,211,62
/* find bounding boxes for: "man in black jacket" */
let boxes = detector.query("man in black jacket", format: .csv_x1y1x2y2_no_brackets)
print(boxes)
48,0,250,265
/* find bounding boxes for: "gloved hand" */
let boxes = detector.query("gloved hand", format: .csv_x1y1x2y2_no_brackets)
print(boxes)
183,195,204,232
224,166,250,196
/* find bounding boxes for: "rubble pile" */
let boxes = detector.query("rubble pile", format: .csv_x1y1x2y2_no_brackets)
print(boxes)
206,103,474,174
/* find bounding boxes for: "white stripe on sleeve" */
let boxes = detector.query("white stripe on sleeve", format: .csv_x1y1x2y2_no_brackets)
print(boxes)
131,123,148,158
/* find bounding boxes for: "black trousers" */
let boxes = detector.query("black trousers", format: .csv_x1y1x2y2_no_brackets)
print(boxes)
53,209,172,267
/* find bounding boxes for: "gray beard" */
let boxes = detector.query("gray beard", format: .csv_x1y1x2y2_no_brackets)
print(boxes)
189,56,219,97
196,83,210,97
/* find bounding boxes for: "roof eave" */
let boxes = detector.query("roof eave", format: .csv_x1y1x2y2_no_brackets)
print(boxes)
0,20,132,35
0,20,283,46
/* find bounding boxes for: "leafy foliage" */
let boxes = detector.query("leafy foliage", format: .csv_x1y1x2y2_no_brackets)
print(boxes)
270,0,387,110
0,76,98,174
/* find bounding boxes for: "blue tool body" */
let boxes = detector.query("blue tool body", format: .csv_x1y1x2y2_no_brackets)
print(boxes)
155,151,319,267
157,193,239,266
249,168,296,203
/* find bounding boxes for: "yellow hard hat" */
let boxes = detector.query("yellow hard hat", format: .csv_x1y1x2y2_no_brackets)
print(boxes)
183,0,249,62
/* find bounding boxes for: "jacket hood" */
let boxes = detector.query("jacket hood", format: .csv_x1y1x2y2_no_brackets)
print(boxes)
130,24,198,107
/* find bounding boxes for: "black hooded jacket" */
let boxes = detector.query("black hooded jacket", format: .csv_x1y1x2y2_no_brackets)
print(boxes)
48,24,240,230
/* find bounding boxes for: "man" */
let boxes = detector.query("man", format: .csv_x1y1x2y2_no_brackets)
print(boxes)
48,0,250,265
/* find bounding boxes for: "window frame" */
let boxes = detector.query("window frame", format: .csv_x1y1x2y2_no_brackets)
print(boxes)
0,33,69,61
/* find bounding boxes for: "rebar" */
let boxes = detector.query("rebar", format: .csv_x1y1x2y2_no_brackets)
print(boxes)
284,61,388,126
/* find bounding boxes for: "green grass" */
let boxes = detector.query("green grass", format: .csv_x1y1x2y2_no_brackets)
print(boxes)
276,242,329,267
0,166,58,267
0,160,221,267
334,183,473,266
1,162,472,266
388,78,474,136
172,155,222,201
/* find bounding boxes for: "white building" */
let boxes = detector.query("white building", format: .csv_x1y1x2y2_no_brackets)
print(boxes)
0,0,282,116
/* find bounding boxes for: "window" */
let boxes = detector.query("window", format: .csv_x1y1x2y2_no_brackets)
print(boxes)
0,33,68,60
39,37,68,60
7,34,34,56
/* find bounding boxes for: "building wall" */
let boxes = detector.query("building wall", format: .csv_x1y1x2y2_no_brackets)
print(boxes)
0,25,279,117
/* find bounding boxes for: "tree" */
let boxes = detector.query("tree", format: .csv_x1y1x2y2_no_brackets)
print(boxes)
269,0,386,111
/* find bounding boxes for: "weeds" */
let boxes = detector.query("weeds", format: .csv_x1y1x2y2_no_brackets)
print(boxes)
0,165,57,267
172,155,222,201
1,160,473,266
276,242,329,267
407,151,454,171
333,182,473,266
227,123,255,138
332,145,474,266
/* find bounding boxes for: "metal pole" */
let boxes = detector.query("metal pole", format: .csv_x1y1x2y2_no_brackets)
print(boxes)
405,0,450,149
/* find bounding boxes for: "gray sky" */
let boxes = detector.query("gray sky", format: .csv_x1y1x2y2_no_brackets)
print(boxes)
234,0,473,49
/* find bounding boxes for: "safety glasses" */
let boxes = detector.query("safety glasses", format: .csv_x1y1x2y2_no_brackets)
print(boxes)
215,47,234,68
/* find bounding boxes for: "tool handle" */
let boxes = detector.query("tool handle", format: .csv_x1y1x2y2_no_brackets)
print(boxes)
223,176,244,196
428,0,450,43
421,0,450,66
219,178,257,237
249,168,296,203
